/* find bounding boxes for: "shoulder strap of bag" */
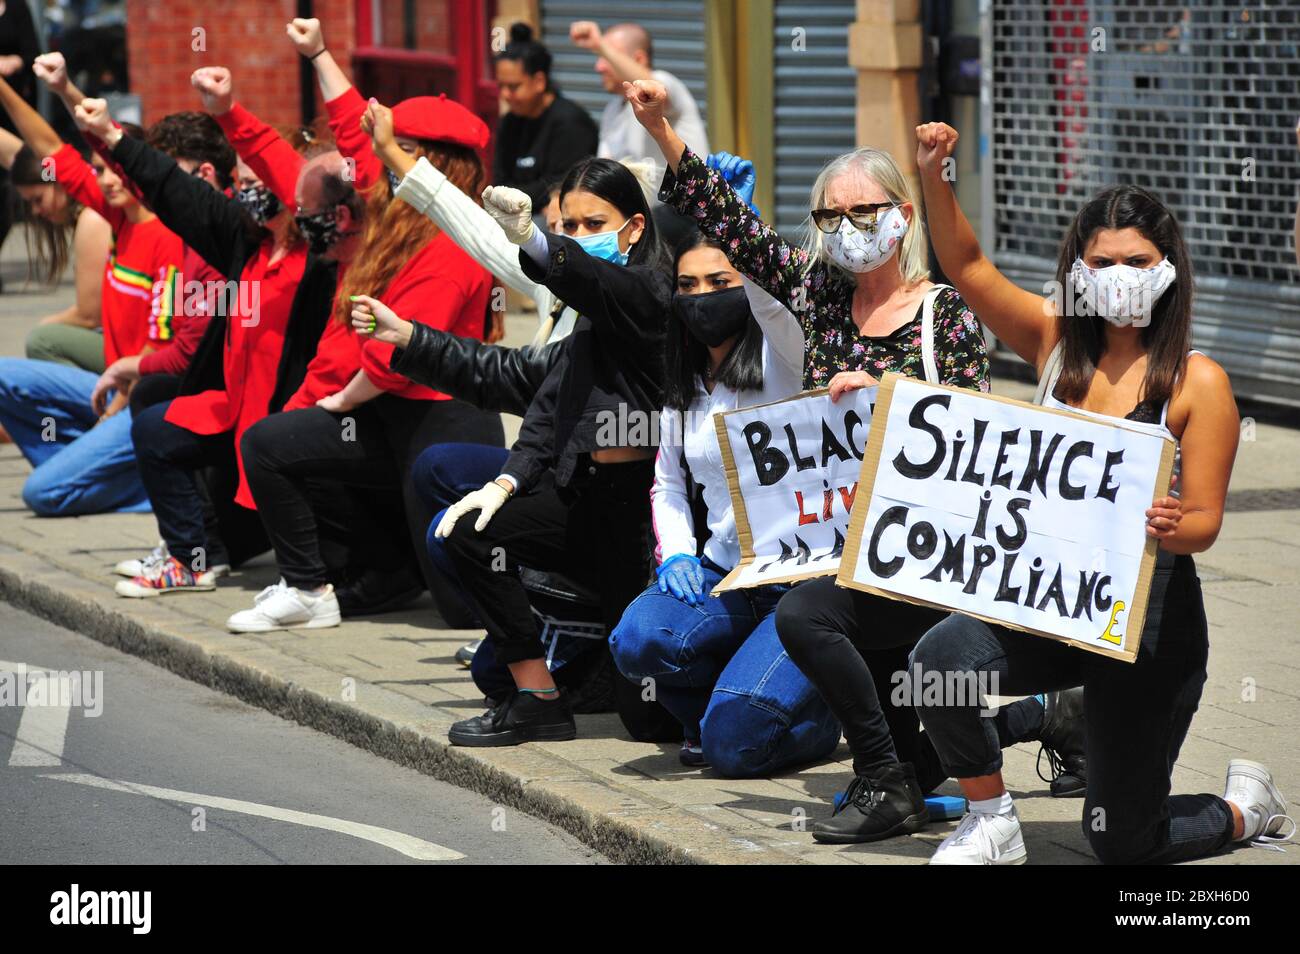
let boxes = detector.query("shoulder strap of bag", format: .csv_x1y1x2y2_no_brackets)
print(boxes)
920,284,952,384
1033,339,1065,405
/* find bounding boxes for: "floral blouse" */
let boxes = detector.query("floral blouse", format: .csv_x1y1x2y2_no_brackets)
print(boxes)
660,147,990,392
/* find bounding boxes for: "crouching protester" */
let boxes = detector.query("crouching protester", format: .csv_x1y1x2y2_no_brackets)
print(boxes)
434,159,679,747
907,120,1295,865
607,158,840,775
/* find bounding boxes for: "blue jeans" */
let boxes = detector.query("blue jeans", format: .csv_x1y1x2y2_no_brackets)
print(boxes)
0,357,149,515
611,561,841,777
412,442,509,606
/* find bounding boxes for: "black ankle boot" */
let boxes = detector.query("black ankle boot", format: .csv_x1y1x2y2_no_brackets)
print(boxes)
448,690,576,747
812,762,929,844
1038,688,1087,798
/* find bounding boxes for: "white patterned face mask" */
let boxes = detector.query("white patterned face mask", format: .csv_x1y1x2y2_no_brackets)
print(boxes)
1069,257,1177,328
821,207,909,274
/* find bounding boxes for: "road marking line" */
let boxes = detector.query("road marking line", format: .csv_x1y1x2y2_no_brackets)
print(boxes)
9,681,71,767
1,662,71,767
41,773,465,861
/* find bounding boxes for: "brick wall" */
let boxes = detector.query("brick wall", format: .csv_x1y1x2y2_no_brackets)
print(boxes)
124,0,358,129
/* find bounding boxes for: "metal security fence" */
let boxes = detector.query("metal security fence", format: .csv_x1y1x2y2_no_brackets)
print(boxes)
772,1,858,238
985,0,1300,406
539,1,708,136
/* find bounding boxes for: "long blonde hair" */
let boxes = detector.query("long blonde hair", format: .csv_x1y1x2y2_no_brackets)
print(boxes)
801,147,929,284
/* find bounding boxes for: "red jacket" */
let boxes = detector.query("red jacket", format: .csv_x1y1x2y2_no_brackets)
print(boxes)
164,240,308,507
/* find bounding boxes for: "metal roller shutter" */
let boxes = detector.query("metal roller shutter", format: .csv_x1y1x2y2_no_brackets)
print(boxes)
986,0,1300,406
539,1,708,131
772,1,858,239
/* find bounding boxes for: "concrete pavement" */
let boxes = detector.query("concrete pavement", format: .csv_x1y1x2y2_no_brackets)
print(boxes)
1,229,1297,865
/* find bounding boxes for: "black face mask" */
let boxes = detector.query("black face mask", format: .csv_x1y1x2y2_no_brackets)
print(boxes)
294,208,342,255
673,284,751,348
386,168,402,195
236,185,282,226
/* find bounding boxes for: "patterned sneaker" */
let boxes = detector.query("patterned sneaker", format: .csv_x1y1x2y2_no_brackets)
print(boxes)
114,542,230,585
115,556,216,598
114,541,167,578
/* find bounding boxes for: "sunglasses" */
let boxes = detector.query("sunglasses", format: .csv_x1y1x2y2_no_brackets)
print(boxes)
810,202,898,235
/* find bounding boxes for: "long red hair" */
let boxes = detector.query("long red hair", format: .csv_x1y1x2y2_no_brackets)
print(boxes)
333,141,485,322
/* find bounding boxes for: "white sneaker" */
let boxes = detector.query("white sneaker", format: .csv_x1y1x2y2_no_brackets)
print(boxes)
115,543,230,585
225,580,341,633
929,809,1028,865
1224,759,1296,848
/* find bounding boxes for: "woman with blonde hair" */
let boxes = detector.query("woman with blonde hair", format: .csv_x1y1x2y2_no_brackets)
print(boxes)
629,78,1072,841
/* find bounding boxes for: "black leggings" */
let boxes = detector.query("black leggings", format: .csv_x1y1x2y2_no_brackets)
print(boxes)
909,550,1234,864
240,396,503,589
776,577,1044,783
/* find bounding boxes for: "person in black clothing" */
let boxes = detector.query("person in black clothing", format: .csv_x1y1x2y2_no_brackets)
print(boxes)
492,23,597,207
418,157,674,746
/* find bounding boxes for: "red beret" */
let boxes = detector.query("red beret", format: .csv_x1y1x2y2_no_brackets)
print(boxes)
391,93,489,150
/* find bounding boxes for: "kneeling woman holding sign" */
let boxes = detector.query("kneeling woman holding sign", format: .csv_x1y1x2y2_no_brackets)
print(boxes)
609,228,841,775
909,121,1291,864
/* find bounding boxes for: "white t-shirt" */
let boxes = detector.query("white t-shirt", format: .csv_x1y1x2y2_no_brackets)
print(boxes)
651,279,804,571
599,69,709,178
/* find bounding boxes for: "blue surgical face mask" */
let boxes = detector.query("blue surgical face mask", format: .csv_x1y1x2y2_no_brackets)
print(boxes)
572,218,633,265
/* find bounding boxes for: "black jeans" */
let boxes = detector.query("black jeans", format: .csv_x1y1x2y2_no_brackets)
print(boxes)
776,577,1044,782
131,400,236,566
444,458,655,665
909,549,1235,865
444,457,679,741
240,396,503,589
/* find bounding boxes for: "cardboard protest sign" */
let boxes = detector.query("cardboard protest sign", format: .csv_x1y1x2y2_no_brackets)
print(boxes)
838,374,1176,662
712,387,874,592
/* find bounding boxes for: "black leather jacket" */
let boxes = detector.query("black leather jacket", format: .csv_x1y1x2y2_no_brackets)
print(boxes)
389,318,564,417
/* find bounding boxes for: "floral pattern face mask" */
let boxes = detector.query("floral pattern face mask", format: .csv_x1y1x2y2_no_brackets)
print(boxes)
1069,257,1176,328
820,206,909,274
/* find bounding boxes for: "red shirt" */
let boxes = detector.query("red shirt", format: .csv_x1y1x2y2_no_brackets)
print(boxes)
214,102,305,206
359,234,491,399
137,243,225,377
51,143,183,366
289,88,491,404
164,240,309,508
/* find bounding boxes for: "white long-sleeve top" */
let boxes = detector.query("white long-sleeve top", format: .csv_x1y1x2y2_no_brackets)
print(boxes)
651,278,805,571
394,156,575,343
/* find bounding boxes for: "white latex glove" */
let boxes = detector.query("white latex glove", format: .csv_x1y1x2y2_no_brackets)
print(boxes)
481,185,535,245
435,480,512,537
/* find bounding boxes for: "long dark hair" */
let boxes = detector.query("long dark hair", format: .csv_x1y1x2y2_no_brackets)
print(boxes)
10,145,78,285
496,23,552,90
559,156,668,271
1053,184,1193,406
662,233,765,411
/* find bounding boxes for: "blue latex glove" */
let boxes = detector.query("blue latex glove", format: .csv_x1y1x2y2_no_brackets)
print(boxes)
656,553,707,605
706,151,759,217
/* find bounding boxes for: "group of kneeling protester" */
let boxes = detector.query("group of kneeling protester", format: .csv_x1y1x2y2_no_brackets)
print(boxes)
0,17,1291,866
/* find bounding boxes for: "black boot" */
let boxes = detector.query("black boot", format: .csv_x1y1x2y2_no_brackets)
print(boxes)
448,690,576,747
812,762,929,844
1038,688,1087,798
336,564,425,618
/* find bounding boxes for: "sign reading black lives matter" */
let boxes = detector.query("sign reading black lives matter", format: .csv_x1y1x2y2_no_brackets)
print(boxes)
838,374,1176,662
712,387,874,591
